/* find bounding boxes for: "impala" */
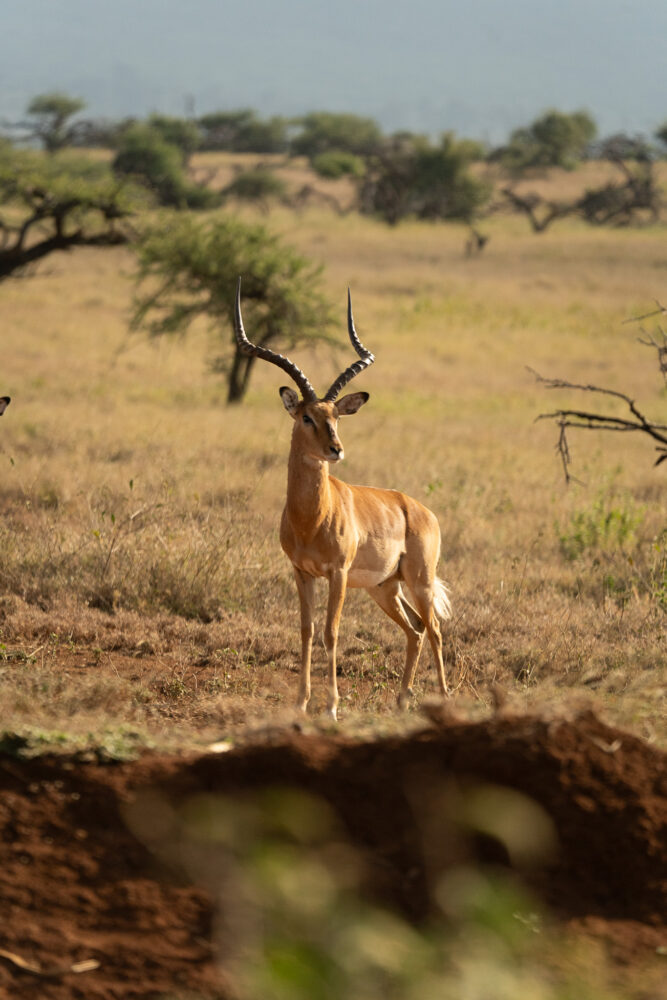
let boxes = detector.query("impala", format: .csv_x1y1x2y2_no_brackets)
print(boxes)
234,280,451,719
0,397,9,415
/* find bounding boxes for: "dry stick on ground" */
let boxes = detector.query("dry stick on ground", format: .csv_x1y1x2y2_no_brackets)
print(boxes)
529,362,667,484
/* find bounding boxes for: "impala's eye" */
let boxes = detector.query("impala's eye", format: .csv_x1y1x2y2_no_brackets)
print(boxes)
303,414,313,426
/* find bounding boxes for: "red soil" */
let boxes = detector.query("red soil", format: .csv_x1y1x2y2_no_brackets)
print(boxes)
0,709,664,999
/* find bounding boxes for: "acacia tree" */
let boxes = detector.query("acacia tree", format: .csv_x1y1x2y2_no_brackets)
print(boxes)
198,110,289,153
291,111,383,159
132,215,337,402
359,132,490,225
5,92,87,152
503,152,661,233
493,109,597,173
146,114,201,164
0,142,137,280
112,123,218,209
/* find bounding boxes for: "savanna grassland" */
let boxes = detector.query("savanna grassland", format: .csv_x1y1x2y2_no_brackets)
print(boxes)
1,157,666,753
0,156,666,1000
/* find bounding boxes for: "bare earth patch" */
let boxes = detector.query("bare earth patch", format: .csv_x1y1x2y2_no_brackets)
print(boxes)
0,709,664,999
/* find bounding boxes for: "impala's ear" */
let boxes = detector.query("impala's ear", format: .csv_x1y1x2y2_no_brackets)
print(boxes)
279,386,300,417
0,397,10,416
336,391,369,416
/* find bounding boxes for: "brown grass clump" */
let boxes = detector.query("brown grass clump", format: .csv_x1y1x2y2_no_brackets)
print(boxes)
1,159,665,752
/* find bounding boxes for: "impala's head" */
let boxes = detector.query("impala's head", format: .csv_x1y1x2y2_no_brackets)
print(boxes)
0,397,10,416
279,388,368,463
233,278,374,464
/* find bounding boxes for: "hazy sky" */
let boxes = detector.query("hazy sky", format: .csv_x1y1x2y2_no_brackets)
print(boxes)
2,0,666,143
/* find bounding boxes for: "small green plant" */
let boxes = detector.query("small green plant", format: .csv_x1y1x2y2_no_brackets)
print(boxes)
555,490,644,561
160,676,190,700
0,644,35,663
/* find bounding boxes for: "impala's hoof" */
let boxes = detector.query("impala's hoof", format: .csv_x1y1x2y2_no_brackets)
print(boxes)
397,688,414,711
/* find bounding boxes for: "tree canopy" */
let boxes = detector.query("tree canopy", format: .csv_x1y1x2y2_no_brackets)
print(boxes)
0,142,138,279
146,114,201,164
23,92,87,152
112,123,218,209
359,132,490,225
198,110,290,153
493,110,597,172
132,215,336,402
291,112,383,159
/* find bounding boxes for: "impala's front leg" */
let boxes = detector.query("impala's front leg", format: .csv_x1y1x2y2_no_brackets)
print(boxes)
293,567,315,713
324,568,348,721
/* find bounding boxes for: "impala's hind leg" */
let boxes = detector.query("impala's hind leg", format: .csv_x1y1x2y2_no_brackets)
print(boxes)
367,577,426,709
401,521,450,698
405,579,448,697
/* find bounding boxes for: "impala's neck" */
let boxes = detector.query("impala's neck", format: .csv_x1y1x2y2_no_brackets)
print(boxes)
285,438,333,535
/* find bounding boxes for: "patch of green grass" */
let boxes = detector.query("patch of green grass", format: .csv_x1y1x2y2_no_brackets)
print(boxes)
555,489,645,561
0,724,152,760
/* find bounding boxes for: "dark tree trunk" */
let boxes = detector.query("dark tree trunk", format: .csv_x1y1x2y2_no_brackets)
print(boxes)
227,350,256,403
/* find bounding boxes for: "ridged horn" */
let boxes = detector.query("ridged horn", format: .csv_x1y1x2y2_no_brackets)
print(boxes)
234,278,317,401
323,289,374,402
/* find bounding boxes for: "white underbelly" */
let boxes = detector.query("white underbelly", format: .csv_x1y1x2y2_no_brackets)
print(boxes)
347,567,395,589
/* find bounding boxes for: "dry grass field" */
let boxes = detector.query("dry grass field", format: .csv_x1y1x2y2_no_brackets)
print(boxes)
2,162,665,748
0,156,665,998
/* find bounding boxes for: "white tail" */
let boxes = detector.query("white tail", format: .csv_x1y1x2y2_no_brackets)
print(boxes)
433,578,452,621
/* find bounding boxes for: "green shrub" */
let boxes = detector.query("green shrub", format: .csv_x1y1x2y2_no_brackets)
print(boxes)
311,151,365,179
112,123,217,209
555,490,645,561
359,132,491,225
291,111,383,158
223,167,288,204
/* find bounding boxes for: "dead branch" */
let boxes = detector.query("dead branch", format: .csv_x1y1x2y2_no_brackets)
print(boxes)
502,188,573,233
504,157,662,234
529,362,667,483
0,199,134,280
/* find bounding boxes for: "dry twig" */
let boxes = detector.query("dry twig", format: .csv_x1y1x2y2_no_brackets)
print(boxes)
529,342,667,482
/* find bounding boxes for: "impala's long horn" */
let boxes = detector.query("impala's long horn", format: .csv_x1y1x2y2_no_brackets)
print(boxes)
234,278,318,401
323,290,375,402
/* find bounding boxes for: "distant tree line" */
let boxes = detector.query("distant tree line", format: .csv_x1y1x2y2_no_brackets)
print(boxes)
4,93,667,404
9,93,667,168
5,94,667,227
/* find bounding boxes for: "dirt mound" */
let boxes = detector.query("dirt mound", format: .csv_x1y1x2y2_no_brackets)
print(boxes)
0,709,664,999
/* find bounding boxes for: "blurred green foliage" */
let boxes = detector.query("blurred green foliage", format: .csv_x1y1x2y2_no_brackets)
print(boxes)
112,122,218,209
